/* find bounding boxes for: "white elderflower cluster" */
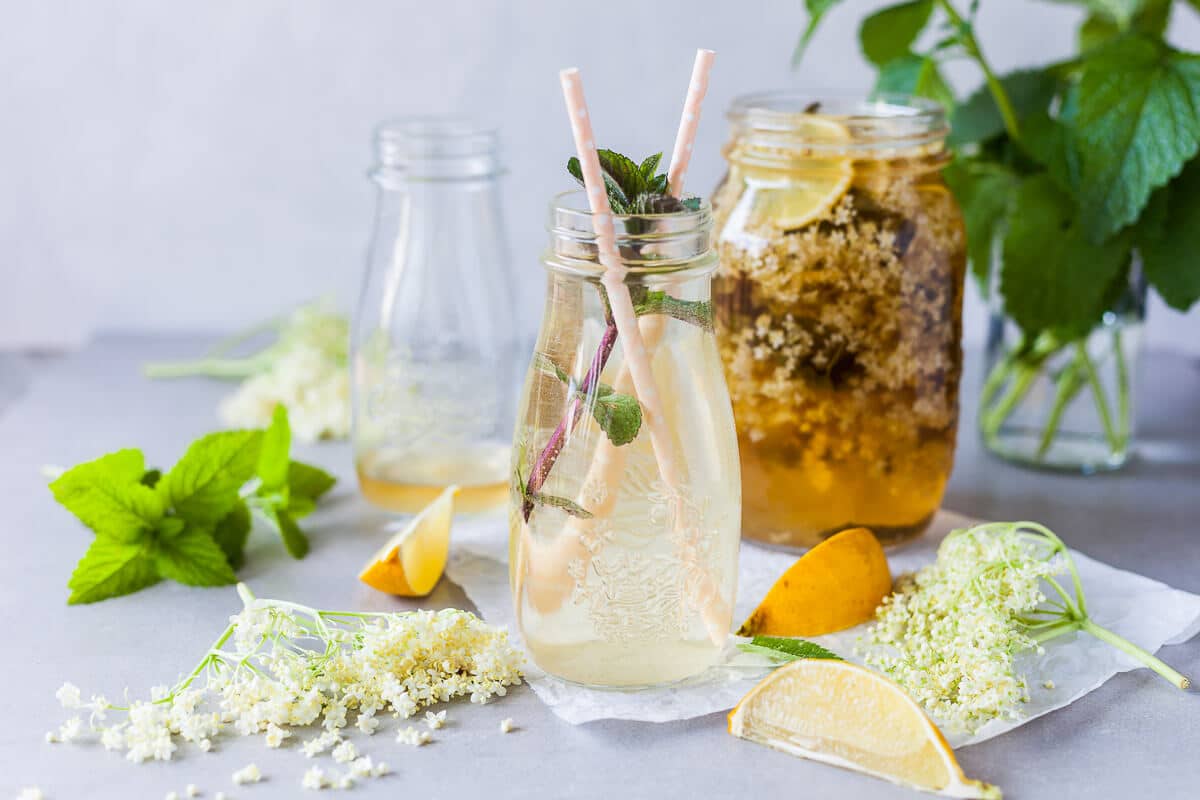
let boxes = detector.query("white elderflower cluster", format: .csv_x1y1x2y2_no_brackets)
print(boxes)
424,710,446,730
48,584,523,766
232,763,262,785
395,726,431,747
860,524,1065,733
219,344,350,442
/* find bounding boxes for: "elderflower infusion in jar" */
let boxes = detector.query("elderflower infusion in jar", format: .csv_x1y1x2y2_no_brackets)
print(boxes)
510,192,740,688
713,94,966,549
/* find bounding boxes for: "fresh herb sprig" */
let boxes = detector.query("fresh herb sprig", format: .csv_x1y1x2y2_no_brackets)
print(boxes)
50,406,335,604
567,150,701,214
739,635,843,662
797,0,1200,459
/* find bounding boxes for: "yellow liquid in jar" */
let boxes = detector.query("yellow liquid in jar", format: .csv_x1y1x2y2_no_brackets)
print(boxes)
356,445,509,514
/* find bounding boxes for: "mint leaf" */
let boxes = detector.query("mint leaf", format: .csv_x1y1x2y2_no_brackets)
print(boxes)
947,70,1058,148
1023,110,1083,196
592,391,642,447
942,159,1017,286
257,405,291,490
860,0,933,67
67,537,159,605
631,289,714,330
1073,36,1200,242
793,0,845,67
140,469,162,488
212,501,252,569
738,635,842,662
153,525,237,586
262,507,309,559
1139,160,1200,311
872,53,954,109
160,430,262,524
1000,174,1132,337
1048,0,1141,27
287,461,336,506
639,153,662,179
50,449,164,543
530,492,593,519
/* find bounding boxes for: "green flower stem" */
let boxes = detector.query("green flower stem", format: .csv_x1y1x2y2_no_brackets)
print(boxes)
981,361,1039,440
1079,619,1191,689
143,352,274,379
1037,356,1086,458
935,0,1021,142
1114,329,1131,450
1075,341,1121,453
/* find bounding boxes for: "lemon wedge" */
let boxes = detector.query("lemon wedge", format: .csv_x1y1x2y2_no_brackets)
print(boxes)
729,659,1001,799
740,115,853,231
358,485,458,596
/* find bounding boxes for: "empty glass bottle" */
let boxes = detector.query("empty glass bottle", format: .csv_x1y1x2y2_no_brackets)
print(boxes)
353,118,524,514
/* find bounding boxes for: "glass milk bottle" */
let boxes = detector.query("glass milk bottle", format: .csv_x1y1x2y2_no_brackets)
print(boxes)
509,192,741,687
353,118,524,514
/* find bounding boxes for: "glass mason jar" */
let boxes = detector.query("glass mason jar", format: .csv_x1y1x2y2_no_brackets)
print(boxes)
712,93,966,550
509,192,741,688
980,260,1145,472
352,118,524,514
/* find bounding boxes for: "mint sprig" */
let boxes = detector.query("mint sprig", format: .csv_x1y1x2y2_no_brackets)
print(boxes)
738,635,843,662
567,148,699,215
50,406,336,604
534,353,643,447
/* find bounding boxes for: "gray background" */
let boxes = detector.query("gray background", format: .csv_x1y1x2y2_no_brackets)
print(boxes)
2,0,1199,352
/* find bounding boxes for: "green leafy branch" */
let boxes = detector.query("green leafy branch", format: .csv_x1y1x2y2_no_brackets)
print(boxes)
567,149,701,215
50,406,336,604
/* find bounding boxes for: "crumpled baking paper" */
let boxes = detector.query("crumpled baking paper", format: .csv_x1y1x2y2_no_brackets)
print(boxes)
445,510,1200,747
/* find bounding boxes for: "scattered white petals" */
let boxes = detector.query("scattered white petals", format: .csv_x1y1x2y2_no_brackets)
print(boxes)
165,792,180,800
499,718,515,734
198,738,213,753
264,722,291,749
214,793,227,800
56,682,82,708
1043,680,1056,690
424,710,446,730
372,761,391,778
186,785,201,798
17,788,45,800
44,731,59,744
331,739,358,764
58,716,83,742
349,756,375,778
302,765,328,790
355,715,379,735
100,727,125,751
335,775,355,790
395,726,431,747
232,763,263,785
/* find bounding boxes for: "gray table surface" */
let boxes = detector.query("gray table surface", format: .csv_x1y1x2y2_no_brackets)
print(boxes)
1,334,1198,800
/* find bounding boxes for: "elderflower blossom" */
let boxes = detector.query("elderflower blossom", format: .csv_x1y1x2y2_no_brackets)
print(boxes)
186,785,200,798
49,585,523,766
499,718,515,734
302,765,329,790
395,726,431,747
424,710,446,730
56,682,82,708
219,345,349,442
17,788,44,800
232,763,262,785
859,525,1064,733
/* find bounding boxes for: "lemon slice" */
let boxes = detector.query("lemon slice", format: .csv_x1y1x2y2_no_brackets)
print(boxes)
741,116,853,231
358,485,459,596
729,659,1001,799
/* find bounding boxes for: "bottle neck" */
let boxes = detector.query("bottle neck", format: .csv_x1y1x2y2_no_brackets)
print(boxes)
372,117,502,184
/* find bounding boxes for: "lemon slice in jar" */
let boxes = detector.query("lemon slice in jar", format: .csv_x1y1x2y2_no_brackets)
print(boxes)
741,115,854,232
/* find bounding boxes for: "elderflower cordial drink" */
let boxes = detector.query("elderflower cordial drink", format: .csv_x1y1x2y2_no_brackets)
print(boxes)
353,118,524,514
510,181,740,688
712,94,966,549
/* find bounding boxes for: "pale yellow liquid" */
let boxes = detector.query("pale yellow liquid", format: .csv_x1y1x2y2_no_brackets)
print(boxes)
357,444,509,514
511,331,741,687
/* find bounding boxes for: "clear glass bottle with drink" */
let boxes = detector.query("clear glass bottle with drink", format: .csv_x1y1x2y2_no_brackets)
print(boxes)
712,93,966,549
509,192,740,687
353,118,524,514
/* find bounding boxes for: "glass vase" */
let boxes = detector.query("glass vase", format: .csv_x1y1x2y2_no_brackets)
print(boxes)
979,265,1145,473
509,192,741,688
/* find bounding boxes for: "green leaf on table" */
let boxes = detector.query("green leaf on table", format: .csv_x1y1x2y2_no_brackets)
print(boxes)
860,0,934,67
67,537,159,604
257,405,291,490
1138,160,1200,311
872,53,955,109
947,70,1059,148
159,429,262,524
50,449,164,543
999,174,1132,337
288,461,337,504
942,159,1018,288
1072,35,1200,242
739,635,842,662
153,525,237,586
793,0,846,67
262,507,310,559
212,500,252,569
632,289,714,330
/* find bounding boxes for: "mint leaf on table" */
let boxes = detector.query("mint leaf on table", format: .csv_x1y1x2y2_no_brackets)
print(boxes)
261,507,310,559
287,462,336,506
212,501,252,569
50,449,164,543
947,69,1058,148
859,0,933,68
872,53,955,109
67,537,160,605
1000,174,1132,337
1138,160,1200,311
1072,35,1200,242
942,158,1017,286
739,635,842,662
257,405,291,491
153,524,238,586
160,429,262,524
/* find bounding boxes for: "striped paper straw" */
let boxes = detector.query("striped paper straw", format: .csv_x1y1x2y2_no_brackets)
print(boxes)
667,48,715,198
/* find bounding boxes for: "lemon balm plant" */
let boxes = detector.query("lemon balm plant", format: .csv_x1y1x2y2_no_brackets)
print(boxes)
798,0,1200,471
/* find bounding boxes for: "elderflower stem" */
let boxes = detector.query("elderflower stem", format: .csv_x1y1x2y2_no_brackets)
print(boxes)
1080,619,1191,690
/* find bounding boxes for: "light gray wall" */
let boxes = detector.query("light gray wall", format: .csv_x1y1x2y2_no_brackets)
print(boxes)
2,0,1198,351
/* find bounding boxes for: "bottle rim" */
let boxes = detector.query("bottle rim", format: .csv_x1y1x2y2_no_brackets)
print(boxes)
726,91,949,155
373,115,502,179
544,190,716,276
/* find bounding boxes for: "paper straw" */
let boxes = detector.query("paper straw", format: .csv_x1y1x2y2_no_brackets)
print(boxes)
667,49,715,198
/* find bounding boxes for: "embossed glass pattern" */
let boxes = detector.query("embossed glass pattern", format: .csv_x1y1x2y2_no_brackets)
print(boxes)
353,118,523,514
509,192,741,688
